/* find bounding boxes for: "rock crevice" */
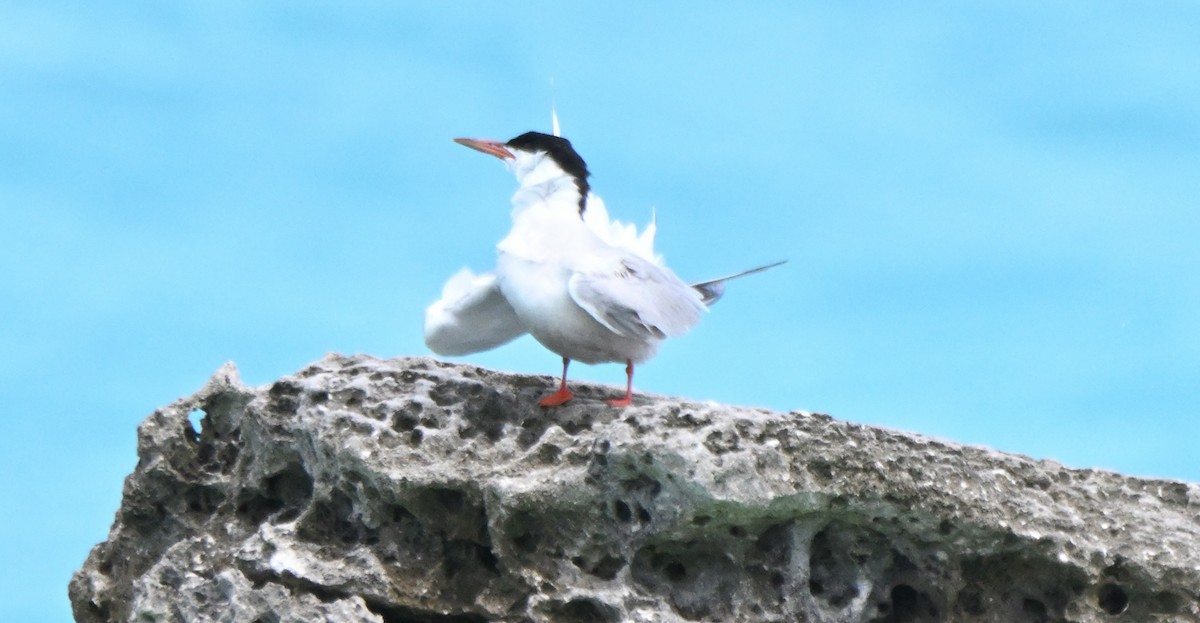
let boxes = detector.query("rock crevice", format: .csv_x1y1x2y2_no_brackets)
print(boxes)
70,354,1200,622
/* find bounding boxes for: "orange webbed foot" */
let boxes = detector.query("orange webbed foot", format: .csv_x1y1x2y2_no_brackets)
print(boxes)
606,395,633,408
539,387,575,407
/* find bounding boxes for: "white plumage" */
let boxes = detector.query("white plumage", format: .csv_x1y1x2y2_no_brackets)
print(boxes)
424,131,782,406
423,268,524,357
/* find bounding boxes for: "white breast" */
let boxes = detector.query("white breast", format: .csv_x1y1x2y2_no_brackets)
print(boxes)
495,206,661,365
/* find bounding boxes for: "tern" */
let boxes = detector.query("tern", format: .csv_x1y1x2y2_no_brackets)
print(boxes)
424,131,783,407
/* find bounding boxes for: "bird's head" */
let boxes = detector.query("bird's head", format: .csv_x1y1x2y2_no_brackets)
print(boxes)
454,131,591,213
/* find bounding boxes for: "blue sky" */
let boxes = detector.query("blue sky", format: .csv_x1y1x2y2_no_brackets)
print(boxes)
2,2,1198,621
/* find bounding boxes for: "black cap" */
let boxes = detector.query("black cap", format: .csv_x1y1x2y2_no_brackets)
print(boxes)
506,132,591,213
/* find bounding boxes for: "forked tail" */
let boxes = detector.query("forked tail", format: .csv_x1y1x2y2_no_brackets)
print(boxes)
691,260,788,305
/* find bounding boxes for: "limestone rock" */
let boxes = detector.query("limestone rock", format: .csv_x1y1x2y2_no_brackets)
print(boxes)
70,354,1200,622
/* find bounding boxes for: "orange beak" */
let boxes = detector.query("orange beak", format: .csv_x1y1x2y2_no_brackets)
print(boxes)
454,137,514,160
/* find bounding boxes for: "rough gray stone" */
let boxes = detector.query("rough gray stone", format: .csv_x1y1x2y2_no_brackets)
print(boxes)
70,354,1200,622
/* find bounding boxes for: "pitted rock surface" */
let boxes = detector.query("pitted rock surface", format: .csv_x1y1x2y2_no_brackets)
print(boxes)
70,354,1200,622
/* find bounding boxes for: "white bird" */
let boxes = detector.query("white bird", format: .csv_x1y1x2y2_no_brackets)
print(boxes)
424,131,784,407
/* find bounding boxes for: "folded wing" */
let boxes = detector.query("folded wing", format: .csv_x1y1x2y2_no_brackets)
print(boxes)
424,268,527,356
567,254,706,342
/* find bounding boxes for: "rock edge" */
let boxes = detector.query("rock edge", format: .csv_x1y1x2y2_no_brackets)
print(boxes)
70,354,1200,622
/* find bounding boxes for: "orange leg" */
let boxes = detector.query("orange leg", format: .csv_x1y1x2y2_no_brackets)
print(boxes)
539,357,575,407
607,359,635,407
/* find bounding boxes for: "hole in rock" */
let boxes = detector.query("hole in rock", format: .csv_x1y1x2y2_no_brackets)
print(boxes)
1023,598,1047,616
365,598,487,623
512,529,539,554
808,526,865,608
892,585,919,616
883,584,940,622
618,474,663,502
479,546,499,573
755,522,792,554
87,602,111,621
1098,583,1129,615
297,491,361,544
185,485,221,515
574,554,625,580
959,591,984,615
267,381,302,413
614,500,632,523
394,411,420,432
550,598,620,623
430,487,465,513
186,409,205,440
664,562,687,581
445,540,500,578
505,508,544,556
590,555,625,580
237,464,315,524
537,443,562,463
439,540,502,605
631,545,736,621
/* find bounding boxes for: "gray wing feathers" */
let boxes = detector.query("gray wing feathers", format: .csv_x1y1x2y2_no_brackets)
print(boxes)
424,269,527,356
568,256,705,341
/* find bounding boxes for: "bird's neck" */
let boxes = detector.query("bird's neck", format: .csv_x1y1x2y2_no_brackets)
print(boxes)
498,199,596,265
500,181,597,264
509,152,589,216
